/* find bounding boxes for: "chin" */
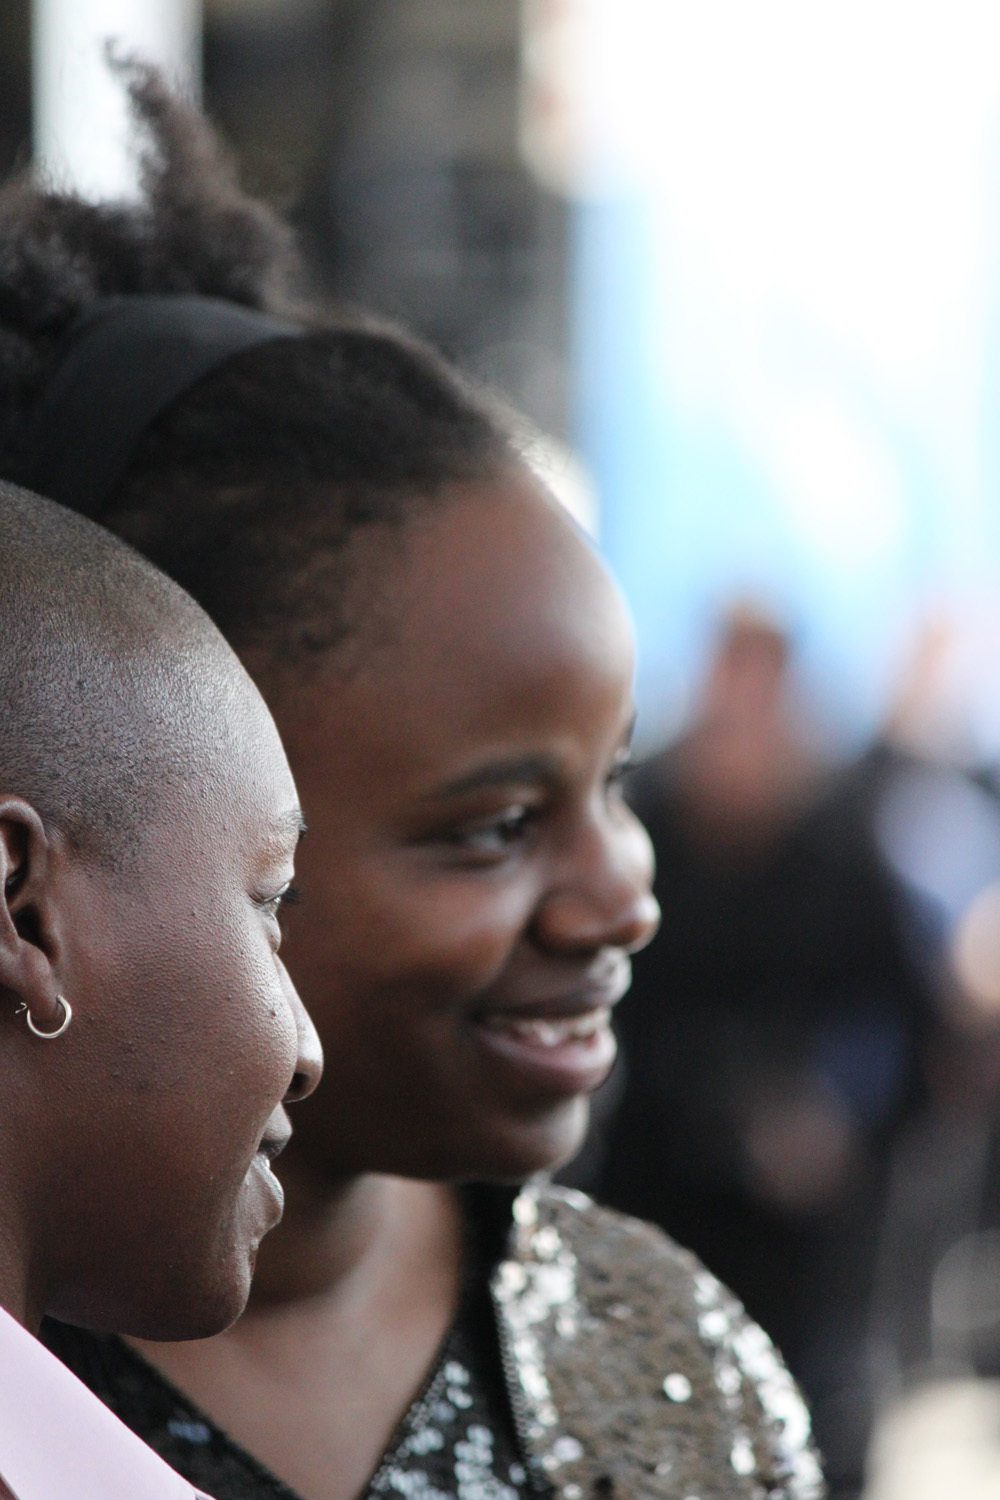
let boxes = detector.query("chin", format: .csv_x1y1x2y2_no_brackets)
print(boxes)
122,1251,255,1343
313,1096,592,1185
447,1096,591,1184
127,1289,249,1342
176,1255,256,1341
46,1279,242,1343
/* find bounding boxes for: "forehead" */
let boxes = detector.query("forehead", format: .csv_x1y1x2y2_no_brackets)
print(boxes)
222,681,297,823
163,652,299,852
285,476,635,786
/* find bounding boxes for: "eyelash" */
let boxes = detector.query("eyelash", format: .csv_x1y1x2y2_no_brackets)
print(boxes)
444,757,632,862
260,884,302,920
606,754,633,788
447,806,536,859
602,750,632,798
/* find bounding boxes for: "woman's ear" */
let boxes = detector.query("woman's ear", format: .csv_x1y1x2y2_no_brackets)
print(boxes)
0,796,64,1031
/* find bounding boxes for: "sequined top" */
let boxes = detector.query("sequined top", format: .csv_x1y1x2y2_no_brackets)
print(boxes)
497,1184,824,1500
43,1183,824,1500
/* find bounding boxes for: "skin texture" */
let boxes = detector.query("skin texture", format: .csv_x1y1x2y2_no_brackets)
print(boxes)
0,664,323,1340
133,472,659,1500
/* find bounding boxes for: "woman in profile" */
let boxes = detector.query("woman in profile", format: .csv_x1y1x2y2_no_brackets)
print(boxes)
0,69,822,1500
0,479,322,1497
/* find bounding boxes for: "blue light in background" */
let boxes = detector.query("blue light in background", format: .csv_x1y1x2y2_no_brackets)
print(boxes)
570,2,1000,757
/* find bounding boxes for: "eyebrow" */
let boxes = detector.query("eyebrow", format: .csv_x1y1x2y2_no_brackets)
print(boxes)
430,755,562,800
273,807,308,845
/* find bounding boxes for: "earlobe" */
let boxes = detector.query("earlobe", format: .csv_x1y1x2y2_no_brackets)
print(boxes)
0,797,64,1031
23,994,73,1039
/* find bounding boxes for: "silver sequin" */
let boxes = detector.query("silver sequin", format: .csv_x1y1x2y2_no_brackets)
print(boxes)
492,1182,826,1499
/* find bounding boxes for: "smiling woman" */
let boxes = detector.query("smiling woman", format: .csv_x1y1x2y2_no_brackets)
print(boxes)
0,64,822,1500
257,472,653,1185
0,480,322,1498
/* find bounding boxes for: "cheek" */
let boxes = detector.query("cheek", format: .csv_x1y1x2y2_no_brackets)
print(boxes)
286,867,533,1023
214,928,301,1107
101,909,295,1146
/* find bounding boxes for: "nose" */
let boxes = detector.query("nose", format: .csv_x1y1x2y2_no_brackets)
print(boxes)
534,805,660,955
277,957,324,1102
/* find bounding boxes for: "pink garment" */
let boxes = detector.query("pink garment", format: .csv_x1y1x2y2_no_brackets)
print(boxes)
0,1305,214,1499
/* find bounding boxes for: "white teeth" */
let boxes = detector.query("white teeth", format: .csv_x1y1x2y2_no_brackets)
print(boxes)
513,1021,565,1047
484,1008,611,1047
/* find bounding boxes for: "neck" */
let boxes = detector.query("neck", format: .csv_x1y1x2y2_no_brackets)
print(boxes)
247,1156,454,1308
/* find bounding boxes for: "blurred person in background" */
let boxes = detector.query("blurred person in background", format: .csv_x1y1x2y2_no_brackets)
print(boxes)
0,71,823,1500
840,617,1000,1498
593,605,933,1497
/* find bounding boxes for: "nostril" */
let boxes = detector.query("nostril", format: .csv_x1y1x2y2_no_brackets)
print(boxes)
285,1056,322,1103
284,1071,309,1104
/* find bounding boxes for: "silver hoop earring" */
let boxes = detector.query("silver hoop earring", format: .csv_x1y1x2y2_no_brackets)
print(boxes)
25,995,72,1040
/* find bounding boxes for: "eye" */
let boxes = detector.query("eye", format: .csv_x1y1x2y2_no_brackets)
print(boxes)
445,805,536,862
258,883,302,929
605,749,635,792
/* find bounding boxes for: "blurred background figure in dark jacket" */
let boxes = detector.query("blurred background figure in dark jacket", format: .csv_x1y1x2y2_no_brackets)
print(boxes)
582,600,1000,1496
590,604,934,1495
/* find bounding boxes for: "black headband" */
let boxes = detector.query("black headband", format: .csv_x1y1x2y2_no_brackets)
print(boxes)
17,294,301,514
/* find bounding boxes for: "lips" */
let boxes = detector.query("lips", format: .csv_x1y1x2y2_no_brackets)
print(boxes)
255,1130,290,1165
244,1121,292,1231
481,1006,612,1048
468,956,631,1099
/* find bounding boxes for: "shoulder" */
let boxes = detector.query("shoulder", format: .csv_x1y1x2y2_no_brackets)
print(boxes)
493,1182,824,1500
0,1309,201,1499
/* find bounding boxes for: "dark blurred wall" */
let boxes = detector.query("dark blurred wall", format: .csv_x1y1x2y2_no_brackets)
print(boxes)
0,0,567,433
204,0,570,436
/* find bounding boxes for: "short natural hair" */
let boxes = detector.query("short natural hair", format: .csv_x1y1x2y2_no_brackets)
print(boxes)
0,64,516,668
0,479,254,871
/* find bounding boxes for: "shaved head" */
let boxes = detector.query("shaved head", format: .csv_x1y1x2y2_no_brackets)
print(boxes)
0,481,318,1339
0,479,262,871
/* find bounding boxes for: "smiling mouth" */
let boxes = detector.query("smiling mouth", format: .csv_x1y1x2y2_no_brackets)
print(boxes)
480,1006,613,1048
471,1001,618,1097
465,953,631,1096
